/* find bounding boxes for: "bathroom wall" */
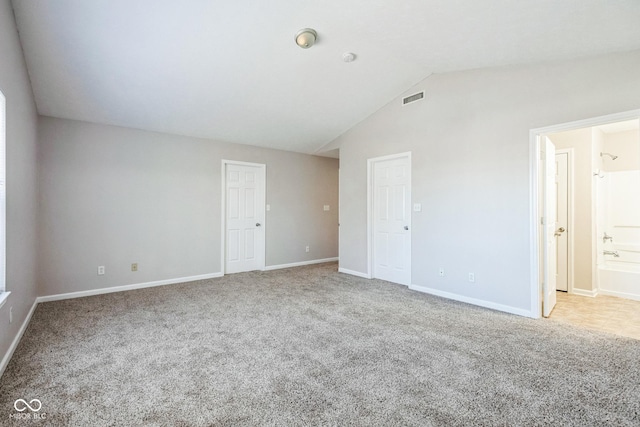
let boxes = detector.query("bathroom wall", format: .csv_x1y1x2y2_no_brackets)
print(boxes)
593,129,605,270
547,128,598,293
602,129,640,172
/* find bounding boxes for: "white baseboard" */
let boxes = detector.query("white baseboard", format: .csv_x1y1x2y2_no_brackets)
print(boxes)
265,258,338,271
571,288,598,297
408,284,534,318
0,299,38,379
37,272,224,303
338,268,371,279
598,289,640,301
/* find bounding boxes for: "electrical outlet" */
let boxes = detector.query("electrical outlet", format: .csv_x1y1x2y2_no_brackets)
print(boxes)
468,273,475,283
323,205,330,211
97,266,105,276
131,263,138,272
305,246,310,253
9,306,12,324
439,268,445,277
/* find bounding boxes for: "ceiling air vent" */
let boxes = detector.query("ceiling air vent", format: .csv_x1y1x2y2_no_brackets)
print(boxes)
402,91,424,106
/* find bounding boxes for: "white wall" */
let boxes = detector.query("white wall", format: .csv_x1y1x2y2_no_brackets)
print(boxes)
321,49,640,316
0,0,40,370
38,117,338,296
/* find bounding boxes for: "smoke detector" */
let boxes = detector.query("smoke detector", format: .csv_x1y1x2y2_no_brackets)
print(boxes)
342,52,356,63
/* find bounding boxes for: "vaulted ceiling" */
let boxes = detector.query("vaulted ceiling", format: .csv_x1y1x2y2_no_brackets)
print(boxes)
12,0,640,154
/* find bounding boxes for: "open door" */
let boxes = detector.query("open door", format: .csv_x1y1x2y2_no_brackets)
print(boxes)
542,136,557,317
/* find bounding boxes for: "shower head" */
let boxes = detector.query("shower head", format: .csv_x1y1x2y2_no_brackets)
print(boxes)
600,152,618,160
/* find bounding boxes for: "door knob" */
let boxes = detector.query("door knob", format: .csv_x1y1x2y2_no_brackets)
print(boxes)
256,223,261,227
404,226,409,230
554,227,565,237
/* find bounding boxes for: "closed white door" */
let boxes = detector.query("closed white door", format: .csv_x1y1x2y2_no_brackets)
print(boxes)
555,152,569,292
372,155,411,285
225,163,265,274
543,137,557,317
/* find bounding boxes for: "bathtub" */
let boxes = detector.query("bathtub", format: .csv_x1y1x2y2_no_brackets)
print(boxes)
597,170,640,301
598,262,640,301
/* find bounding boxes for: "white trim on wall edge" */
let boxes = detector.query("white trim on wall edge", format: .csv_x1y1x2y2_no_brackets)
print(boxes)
37,272,224,303
598,289,639,301
409,284,534,318
0,299,37,379
265,258,338,271
570,288,598,298
338,268,372,279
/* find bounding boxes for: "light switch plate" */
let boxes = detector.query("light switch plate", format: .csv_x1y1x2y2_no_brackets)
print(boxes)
323,205,330,211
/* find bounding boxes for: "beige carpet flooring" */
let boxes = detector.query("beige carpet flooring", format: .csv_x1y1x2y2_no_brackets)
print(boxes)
0,263,638,426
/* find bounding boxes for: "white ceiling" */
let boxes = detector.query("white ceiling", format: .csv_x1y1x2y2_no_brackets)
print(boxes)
12,0,640,154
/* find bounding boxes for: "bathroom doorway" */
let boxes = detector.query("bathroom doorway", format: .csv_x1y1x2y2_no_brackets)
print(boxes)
544,119,640,300
531,110,640,325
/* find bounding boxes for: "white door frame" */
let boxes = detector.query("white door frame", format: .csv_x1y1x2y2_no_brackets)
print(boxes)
529,109,640,318
367,151,412,282
221,160,266,275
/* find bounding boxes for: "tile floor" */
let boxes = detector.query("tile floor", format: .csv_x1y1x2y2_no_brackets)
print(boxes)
547,291,640,340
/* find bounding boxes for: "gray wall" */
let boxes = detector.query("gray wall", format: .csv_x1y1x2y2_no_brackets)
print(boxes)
38,117,338,296
0,0,40,366
321,49,640,315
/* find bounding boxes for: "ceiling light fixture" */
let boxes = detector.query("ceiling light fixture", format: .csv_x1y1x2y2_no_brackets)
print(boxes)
295,28,317,49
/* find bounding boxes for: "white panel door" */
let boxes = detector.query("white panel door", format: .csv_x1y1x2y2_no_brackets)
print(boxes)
555,152,569,292
543,137,557,317
372,155,411,285
225,163,265,274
